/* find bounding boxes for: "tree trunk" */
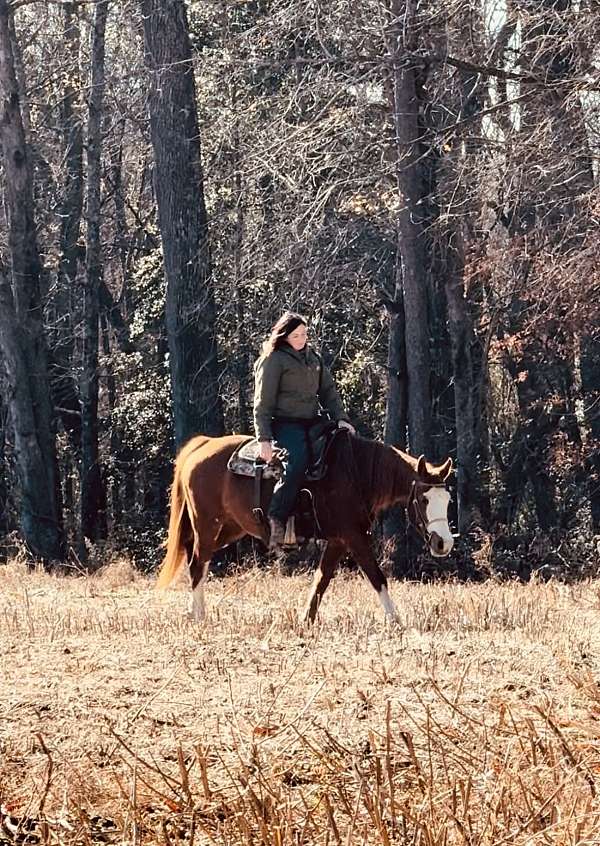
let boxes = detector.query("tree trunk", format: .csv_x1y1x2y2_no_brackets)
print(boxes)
384,299,408,452
581,337,600,531
382,281,409,574
102,122,135,351
50,0,83,450
141,0,224,447
0,275,64,560
442,231,479,532
0,386,8,541
0,0,64,561
108,124,128,284
386,0,431,457
80,0,109,546
232,86,250,433
100,313,119,534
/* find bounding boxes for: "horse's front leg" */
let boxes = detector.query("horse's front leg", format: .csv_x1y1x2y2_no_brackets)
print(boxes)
303,540,345,623
344,532,401,623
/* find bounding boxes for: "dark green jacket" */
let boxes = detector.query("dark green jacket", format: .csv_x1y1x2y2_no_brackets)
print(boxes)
253,344,349,441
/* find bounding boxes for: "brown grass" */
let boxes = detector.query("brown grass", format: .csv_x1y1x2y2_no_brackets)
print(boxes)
2,560,600,844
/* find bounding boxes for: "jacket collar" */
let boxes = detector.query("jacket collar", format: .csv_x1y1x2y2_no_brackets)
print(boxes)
277,343,313,364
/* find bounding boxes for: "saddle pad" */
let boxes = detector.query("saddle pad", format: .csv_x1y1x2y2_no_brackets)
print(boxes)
227,438,286,479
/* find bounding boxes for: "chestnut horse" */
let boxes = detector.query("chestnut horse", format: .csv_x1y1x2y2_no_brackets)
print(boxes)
156,431,454,623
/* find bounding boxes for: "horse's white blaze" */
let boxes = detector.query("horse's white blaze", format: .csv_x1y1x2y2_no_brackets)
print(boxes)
424,487,454,555
378,585,400,622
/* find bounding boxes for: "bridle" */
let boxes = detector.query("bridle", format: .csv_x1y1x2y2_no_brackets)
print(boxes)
406,479,449,544
343,433,451,545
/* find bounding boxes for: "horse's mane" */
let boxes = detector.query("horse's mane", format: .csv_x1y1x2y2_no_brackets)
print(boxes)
346,435,418,515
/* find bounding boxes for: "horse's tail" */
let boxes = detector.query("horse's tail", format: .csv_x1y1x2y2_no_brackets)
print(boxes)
156,435,210,589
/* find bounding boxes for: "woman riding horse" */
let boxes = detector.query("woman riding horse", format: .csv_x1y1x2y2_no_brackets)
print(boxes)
254,312,355,551
156,314,455,623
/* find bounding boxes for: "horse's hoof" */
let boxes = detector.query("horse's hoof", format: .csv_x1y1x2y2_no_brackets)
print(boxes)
186,610,205,624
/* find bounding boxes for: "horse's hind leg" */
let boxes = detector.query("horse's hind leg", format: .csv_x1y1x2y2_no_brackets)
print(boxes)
187,521,244,622
186,520,221,622
303,540,345,623
189,554,210,622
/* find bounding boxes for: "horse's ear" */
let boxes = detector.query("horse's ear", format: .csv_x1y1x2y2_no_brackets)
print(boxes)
438,457,453,480
416,455,426,477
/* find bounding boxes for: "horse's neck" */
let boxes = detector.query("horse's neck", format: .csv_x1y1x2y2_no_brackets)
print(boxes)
351,438,415,514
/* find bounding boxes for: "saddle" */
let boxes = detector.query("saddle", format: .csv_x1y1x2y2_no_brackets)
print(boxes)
227,420,340,544
227,440,287,480
226,420,338,482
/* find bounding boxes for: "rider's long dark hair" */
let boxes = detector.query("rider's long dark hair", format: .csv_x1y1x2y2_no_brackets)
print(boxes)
261,311,307,355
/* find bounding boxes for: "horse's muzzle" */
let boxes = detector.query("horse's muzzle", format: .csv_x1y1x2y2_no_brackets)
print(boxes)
430,532,454,557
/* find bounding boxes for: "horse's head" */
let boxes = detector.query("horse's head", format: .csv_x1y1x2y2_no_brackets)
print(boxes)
407,456,454,557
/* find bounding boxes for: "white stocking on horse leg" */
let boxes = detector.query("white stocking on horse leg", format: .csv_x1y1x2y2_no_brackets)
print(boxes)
188,562,209,622
378,585,401,624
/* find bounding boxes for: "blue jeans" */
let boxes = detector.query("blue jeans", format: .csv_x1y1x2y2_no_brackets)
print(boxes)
268,420,310,523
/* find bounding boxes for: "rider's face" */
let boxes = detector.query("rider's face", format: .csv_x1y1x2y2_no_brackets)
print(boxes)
285,324,308,351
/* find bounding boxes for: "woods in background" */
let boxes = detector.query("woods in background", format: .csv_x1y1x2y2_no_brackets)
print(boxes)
0,0,598,575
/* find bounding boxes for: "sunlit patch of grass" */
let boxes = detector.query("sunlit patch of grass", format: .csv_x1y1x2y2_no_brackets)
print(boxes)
2,562,600,843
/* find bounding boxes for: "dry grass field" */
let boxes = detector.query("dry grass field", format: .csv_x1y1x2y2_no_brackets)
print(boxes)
2,559,600,845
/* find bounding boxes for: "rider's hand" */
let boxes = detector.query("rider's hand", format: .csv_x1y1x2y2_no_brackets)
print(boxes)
337,420,356,435
259,440,274,462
